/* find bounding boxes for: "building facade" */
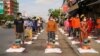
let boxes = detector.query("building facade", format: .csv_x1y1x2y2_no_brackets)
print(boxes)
4,0,19,15
62,0,79,17
63,0,100,18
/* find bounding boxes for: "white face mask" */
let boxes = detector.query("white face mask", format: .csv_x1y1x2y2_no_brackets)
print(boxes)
19,16,22,18
83,18,86,21
76,14,79,17
50,18,53,21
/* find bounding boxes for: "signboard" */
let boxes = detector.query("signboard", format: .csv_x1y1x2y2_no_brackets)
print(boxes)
0,1,4,14
62,4,69,13
69,0,77,5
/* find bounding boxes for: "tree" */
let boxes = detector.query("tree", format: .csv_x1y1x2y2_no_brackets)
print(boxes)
48,9,60,18
5,15,15,21
48,9,53,14
0,14,5,20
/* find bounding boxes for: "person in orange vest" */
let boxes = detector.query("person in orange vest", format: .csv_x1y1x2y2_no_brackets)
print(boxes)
95,17,100,40
46,15,57,44
72,14,81,40
69,16,74,36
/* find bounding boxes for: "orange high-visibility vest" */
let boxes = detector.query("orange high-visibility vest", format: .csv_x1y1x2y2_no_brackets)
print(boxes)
72,17,80,28
46,20,57,32
96,18,100,28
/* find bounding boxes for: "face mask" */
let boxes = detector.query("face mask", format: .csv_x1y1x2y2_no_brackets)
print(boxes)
83,19,86,21
19,16,22,18
50,18,53,21
77,15,79,18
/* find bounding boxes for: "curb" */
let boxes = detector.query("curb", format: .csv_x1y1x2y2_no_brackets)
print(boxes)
58,30,81,56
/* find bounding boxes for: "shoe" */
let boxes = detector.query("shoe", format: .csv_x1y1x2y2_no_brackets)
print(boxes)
11,44,21,49
81,45,91,49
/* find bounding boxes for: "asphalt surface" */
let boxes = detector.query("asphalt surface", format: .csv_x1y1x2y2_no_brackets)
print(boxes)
0,27,77,56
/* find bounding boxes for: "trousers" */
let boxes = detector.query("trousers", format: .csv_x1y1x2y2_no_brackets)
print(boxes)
48,31,55,42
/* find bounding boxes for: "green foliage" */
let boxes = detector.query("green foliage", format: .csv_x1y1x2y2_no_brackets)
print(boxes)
5,15,14,21
0,14,14,21
48,9,60,18
0,14,5,20
48,9,53,14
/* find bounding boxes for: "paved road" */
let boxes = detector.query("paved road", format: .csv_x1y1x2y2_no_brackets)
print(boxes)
0,28,77,56
0,28,15,56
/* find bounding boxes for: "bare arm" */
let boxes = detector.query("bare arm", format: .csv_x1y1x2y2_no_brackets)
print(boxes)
14,20,16,33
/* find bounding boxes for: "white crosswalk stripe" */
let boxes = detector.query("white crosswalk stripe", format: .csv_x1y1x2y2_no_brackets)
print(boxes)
95,40,100,43
59,28,65,34
71,41,80,45
24,41,33,44
45,34,62,53
78,48,98,53
45,48,62,53
6,47,25,53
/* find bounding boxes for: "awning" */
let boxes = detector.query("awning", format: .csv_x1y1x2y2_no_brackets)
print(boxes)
87,0,100,6
69,9,79,16
68,3,79,13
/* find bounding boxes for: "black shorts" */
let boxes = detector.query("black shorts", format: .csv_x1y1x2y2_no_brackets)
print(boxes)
16,26,24,33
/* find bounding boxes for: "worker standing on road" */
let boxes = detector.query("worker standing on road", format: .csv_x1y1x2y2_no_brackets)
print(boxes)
46,15,57,47
32,17,38,34
69,16,73,37
24,18,33,41
80,17,90,49
37,17,42,33
64,18,69,34
13,13,24,48
87,17,93,36
72,14,81,40
95,17,100,40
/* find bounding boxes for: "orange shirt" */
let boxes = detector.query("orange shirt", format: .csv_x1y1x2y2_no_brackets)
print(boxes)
46,20,57,32
96,18,100,28
72,17,80,28
71,17,74,28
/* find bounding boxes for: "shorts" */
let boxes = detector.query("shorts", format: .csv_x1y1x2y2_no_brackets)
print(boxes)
16,32,24,41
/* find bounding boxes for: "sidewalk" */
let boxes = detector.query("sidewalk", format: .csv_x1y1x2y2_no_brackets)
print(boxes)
59,28,100,56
